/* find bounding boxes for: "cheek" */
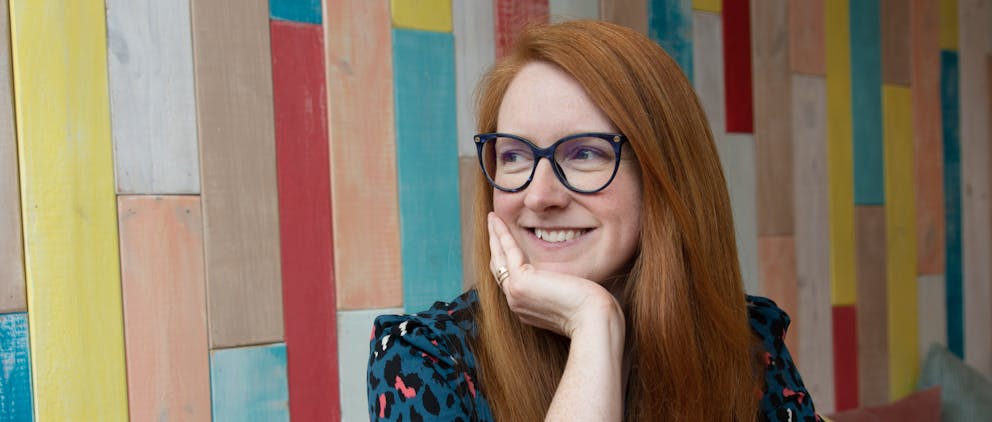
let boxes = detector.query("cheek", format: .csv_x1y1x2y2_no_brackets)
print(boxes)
492,190,516,220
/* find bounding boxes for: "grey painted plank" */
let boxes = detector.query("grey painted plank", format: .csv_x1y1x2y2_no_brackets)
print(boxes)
550,0,599,22
338,308,403,422
692,11,725,135
600,0,647,35
0,0,24,313
716,134,761,295
917,274,947,366
453,0,495,157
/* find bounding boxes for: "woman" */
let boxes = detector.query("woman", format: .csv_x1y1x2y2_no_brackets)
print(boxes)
368,20,817,421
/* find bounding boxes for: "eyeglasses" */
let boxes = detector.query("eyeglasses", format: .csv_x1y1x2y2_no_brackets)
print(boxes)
474,132,629,194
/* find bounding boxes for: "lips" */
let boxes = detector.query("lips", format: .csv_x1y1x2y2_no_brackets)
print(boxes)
532,228,590,243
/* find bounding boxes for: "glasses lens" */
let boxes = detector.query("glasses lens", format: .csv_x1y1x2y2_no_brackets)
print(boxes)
554,136,618,192
481,136,535,191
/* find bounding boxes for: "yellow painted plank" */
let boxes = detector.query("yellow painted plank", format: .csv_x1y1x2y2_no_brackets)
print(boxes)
8,0,128,420
883,85,919,400
825,0,856,305
693,0,720,13
939,0,958,50
391,0,452,32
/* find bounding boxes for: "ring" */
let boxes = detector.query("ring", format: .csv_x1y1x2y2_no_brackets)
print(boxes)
495,266,510,286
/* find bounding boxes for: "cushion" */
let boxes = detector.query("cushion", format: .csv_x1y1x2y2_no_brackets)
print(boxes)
918,342,992,422
826,386,941,422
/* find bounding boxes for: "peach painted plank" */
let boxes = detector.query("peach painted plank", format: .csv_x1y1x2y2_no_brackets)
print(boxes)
460,157,480,291
751,0,793,235
958,0,992,377
325,0,402,309
106,0,200,194
854,205,890,407
550,0,598,21
881,0,911,85
789,0,825,75
390,0,452,32
758,235,799,363
600,0,647,35
9,0,129,418
917,274,947,361
792,73,836,414
825,0,857,306
454,0,495,157
190,0,285,348
716,134,760,294
882,85,920,399
338,308,402,421
939,0,957,50
0,0,24,314
495,0,549,58
911,0,945,276
118,196,210,422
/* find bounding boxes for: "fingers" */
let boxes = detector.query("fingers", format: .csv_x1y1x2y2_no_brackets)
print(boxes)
487,213,506,273
489,213,525,269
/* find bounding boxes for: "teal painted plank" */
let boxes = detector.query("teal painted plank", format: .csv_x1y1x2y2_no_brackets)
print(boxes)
392,28,463,312
940,49,962,358
850,0,883,205
648,0,692,82
269,0,321,24
210,343,289,422
0,313,32,421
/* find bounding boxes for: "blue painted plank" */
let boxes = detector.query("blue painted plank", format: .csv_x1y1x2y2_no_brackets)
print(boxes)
392,28,463,312
648,0,693,83
0,313,32,422
269,0,321,24
850,0,884,205
210,343,289,422
940,50,962,358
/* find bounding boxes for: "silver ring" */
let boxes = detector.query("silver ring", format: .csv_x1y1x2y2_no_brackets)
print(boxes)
496,266,510,285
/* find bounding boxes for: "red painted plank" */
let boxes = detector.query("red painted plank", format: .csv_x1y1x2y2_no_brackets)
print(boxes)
495,0,549,58
832,304,860,411
722,0,753,133
270,20,340,421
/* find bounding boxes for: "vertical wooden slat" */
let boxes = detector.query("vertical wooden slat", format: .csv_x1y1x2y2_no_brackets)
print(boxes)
758,235,799,363
324,0,402,310
460,157,480,291
338,308,402,421
270,0,321,24
106,0,200,195
751,0,794,235
191,0,285,348
911,0,945,276
600,0,648,35
792,73,836,413
716,134,761,294
210,344,290,421
549,0,599,21
0,313,32,421
691,10,725,134
0,0,24,314
393,28,463,312
454,0,495,157
391,0,452,32
939,0,958,50
789,0,826,75
648,0,693,79
917,274,947,360
832,304,859,411
722,0,753,133
692,0,719,12
854,205,889,407
881,0,911,85
118,196,210,422
940,50,963,358
270,17,340,420
882,84,919,399
851,0,884,206
9,1,129,419
495,0,549,58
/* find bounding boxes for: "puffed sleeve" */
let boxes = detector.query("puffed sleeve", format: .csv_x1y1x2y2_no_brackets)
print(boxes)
747,296,822,422
367,313,483,422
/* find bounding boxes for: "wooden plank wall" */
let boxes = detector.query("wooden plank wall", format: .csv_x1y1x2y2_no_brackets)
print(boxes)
0,0,23,315
0,313,32,421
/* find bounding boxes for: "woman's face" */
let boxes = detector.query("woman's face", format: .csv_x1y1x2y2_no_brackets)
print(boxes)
493,61,642,284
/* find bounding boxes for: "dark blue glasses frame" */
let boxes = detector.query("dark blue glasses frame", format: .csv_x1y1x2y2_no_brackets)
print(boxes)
474,132,629,194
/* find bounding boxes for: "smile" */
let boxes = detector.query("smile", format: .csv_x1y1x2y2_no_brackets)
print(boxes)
532,228,590,243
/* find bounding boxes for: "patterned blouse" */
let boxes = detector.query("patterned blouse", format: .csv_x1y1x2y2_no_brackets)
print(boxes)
367,290,819,421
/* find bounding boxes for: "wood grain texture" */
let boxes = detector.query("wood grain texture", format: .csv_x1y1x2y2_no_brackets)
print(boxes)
692,11,725,134
833,304,860,411
118,196,210,422
882,85,920,399
210,343,290,422
393,29,464,312
693,0,719,12
851,0,884,206
649,0,693,80
940,50,963,358
0,313,32,421
792,74,836,414
939,0,958,50
270,0,321,24
324,0,402,310
854,206,890,407
958,0,992,378
270,20,340,421
190,0,285,348
391,0,452,32
106,0,200,195
495,0,550,58
751,0,794,235
716,134,760,294
789,0,826,75
454,0,495,157
917,274,947,363
722,0,753,133
460,157,480,291
826,0,857,305
338,308,402,422
911,0,945,276
549,0,598,21
881,0,911,85
9,1,129,419
0,0,24,314
758,235,799,364
600,0,647,35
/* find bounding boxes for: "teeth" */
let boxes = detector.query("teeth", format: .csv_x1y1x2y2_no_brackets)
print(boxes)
534,228,585,243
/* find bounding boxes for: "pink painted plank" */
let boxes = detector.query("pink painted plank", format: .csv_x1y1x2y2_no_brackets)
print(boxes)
881,0,911,85
324,0,402,309
758,235,799,364
854,205,890,406
789,0,825,75
0,0,23,313
118,195,211,421
495,0,550,58
600,0,647,35
911,0,944,276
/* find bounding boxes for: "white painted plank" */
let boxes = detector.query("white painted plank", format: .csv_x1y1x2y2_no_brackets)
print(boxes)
691,11,725,135
715,134,761,295
339,308,403,422
550,0,599,22
453,0,495,157
917,274,948,366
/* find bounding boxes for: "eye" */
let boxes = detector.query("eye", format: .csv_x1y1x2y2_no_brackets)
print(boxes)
499,149,527,163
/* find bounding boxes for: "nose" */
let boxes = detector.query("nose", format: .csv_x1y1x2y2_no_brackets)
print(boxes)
523,158,571,212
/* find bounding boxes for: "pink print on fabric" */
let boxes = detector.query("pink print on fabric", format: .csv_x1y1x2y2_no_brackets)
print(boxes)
464,373,477,397
378,393,386,418
395,376,417,399
782,387,806,404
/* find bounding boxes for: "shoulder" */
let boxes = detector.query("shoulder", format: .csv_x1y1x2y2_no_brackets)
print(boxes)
746,295,791,347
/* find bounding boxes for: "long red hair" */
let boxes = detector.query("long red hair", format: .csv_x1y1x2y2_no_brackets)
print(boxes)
468,21,758,420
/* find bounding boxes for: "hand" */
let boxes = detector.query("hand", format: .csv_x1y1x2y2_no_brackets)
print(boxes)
487,213,624,338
